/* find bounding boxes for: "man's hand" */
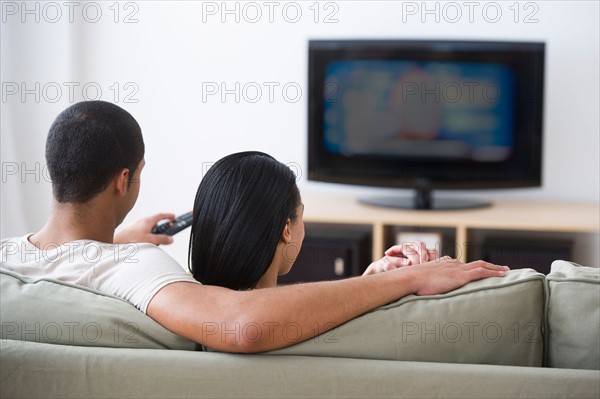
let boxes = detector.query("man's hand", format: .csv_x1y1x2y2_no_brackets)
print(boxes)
114,213,175,246
408,256,510,296
362,242,439,275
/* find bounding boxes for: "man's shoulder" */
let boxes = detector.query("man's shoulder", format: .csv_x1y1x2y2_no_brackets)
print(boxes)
1,235,28,244
0,235,31,254
113,242,179,262
0,237,182,272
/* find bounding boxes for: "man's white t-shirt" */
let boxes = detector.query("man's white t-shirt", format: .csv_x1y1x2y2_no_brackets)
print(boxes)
0,234,199,313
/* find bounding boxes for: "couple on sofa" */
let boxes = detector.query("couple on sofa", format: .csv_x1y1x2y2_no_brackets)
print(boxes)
0,100,509,353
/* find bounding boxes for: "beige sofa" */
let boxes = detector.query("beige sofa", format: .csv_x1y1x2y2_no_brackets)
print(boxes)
1,261,599,398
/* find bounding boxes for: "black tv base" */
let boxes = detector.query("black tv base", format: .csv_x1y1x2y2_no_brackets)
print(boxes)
359,189,491,210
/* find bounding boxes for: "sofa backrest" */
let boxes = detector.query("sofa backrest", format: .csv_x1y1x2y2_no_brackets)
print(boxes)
267,268,546,367
0,269,196,350
545,260,600,370
3,262,599,370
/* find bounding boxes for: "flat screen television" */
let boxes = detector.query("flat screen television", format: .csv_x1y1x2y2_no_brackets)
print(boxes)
308,40,545,210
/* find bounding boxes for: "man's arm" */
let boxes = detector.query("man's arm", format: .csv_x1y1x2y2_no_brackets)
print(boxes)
147,258,508,353
114,213,175,245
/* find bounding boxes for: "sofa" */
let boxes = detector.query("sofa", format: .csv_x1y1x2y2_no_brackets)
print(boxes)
1,260,599,398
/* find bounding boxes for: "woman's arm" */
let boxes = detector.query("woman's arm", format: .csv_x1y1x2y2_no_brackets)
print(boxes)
362,242,440,275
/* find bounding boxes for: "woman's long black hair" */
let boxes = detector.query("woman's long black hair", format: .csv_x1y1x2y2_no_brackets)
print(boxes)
188,151,301,290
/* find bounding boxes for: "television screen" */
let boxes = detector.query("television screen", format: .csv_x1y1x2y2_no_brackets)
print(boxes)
308,40,545,209
323,60,515,162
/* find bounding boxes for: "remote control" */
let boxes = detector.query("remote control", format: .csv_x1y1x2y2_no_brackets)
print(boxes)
151,212,193,236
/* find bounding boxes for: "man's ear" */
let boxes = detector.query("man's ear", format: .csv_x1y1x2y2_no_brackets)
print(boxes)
114,168,130,197
280,218,292,244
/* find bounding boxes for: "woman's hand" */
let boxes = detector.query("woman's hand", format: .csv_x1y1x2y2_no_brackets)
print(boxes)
362,242,439,275
114,213,175,246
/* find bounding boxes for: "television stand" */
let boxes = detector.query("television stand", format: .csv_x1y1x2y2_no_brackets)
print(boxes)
302,191,599,265
358,189,491,210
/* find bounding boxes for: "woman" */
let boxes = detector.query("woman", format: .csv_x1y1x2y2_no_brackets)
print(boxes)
188,151,437,290
188,151,304,290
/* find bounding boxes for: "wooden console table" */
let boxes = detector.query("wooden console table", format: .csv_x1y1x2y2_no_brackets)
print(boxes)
301,192,600,263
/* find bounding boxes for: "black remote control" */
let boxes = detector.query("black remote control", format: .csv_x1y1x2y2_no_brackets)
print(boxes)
151,212,193,236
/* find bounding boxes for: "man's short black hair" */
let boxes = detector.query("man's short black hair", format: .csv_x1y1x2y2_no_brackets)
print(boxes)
46,101,145,203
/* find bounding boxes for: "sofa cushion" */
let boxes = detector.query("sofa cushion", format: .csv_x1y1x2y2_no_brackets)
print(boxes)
3,339,600,399
268,268,545,366
0,269,195,350
545,260,600,370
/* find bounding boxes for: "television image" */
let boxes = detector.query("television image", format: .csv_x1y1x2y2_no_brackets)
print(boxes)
308,40,545,210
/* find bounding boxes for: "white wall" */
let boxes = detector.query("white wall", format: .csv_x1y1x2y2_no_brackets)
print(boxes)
2,1,599,267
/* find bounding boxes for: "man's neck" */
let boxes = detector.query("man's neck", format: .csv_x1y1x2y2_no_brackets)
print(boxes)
29,200,117,248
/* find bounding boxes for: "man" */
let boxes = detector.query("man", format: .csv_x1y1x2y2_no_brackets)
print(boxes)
0,101,508,353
